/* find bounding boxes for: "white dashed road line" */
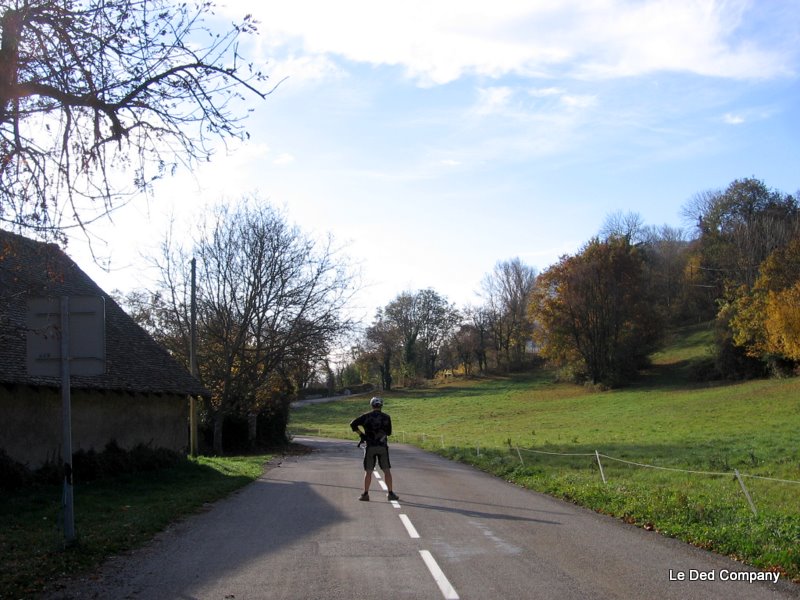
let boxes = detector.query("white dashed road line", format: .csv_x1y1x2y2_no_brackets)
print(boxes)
373,472,400,506
419,550,460,600
372,471,459,598
374,470,389,492
399,514,420,538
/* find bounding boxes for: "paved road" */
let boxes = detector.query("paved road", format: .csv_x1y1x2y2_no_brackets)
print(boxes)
49,438,799,600
289,391,369,409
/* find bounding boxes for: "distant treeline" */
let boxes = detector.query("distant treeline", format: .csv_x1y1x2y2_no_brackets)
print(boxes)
344,177,799,388
117,178,798,450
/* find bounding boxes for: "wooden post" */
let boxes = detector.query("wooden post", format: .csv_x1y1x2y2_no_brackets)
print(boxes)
595,450,607,484
735,469,758,517
189,397,198,458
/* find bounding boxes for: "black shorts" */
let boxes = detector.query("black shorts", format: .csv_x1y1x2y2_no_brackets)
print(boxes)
363,445,391,471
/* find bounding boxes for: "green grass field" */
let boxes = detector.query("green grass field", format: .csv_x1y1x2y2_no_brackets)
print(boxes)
0,454,271,599
289,323,800,581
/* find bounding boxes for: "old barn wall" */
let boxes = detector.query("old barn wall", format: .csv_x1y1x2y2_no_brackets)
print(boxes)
0,385,187,469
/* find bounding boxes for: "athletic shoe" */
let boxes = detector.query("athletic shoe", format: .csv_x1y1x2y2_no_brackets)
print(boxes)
359,492,370,501
387,491,399,501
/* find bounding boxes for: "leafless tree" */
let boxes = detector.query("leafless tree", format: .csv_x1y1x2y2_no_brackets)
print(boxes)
363,309,396,390
383,288,460,380
642,224,691,322
480,257,537,371
0,0,272,236
600,210,648,245
154,200,358,452
464,304,490,373
444,322,482,376
682,178,799,289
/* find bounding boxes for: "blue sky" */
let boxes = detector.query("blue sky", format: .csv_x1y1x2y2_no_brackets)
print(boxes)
71,0,800,321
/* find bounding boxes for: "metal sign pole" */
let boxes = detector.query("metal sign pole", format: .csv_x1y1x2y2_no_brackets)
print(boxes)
189,258,199,457
27,294,105,546
60,296,76,544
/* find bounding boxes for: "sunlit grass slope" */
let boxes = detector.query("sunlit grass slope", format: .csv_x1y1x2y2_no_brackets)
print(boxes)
290,323,800,580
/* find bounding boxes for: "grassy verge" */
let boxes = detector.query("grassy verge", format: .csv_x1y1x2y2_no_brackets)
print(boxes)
0,454,271,599
289,327,800,581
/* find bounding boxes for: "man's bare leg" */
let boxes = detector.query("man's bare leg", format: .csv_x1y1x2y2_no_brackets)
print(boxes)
363,469,372,493
383,468,393,492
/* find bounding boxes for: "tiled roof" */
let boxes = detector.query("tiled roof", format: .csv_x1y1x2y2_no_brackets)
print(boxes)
0,229,209,397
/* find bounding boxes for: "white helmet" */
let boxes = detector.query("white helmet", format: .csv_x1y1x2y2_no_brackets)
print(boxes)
370,396,383,408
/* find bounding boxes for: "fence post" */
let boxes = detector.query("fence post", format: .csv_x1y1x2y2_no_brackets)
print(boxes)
440,435,445,448
515,446,525,466
595,450,607,484
734,469,758,517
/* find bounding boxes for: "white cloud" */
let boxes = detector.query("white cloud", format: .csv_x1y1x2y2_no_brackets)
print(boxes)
267,54,344,85
529,87,565,98
474,86,515,115
724,113,746,125
273,152,295,165
561,94,597,109
222,0,796,85
570,0,788,80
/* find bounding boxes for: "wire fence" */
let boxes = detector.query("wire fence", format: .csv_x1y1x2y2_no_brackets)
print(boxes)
295,427,800,518
408,431,800,518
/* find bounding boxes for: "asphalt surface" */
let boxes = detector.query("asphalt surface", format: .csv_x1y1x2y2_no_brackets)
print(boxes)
289,392,369,409
47,437,800,600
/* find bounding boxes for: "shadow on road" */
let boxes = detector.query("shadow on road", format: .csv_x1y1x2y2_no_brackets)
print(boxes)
400,499,562,525
47,477,350,599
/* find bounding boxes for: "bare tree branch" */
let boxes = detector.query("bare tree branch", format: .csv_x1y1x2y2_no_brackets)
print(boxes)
0,0,271,236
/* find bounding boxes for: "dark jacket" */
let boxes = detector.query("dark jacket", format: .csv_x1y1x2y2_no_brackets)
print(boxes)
350,410,392,447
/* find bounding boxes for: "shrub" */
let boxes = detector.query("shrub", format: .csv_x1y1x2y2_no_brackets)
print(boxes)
221,414,250,453
128,443,181,471
257,403,290,448
688,357,720,382
0,448,31,491
72,447,105,481
6,441,185,489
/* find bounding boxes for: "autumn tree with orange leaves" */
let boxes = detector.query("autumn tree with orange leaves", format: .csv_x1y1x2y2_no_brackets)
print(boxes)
530,236,663,386
725,237,800,368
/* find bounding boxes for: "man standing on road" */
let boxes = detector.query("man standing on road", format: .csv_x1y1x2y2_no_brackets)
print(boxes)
350,397,399,502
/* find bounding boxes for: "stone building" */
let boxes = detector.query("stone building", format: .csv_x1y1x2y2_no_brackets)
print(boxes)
0,230,208,468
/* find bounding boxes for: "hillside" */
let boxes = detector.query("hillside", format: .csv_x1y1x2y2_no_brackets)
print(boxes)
290,323,800,581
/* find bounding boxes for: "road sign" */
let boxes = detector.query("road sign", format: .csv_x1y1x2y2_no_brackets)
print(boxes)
26,296,106,376
25,296,106,545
